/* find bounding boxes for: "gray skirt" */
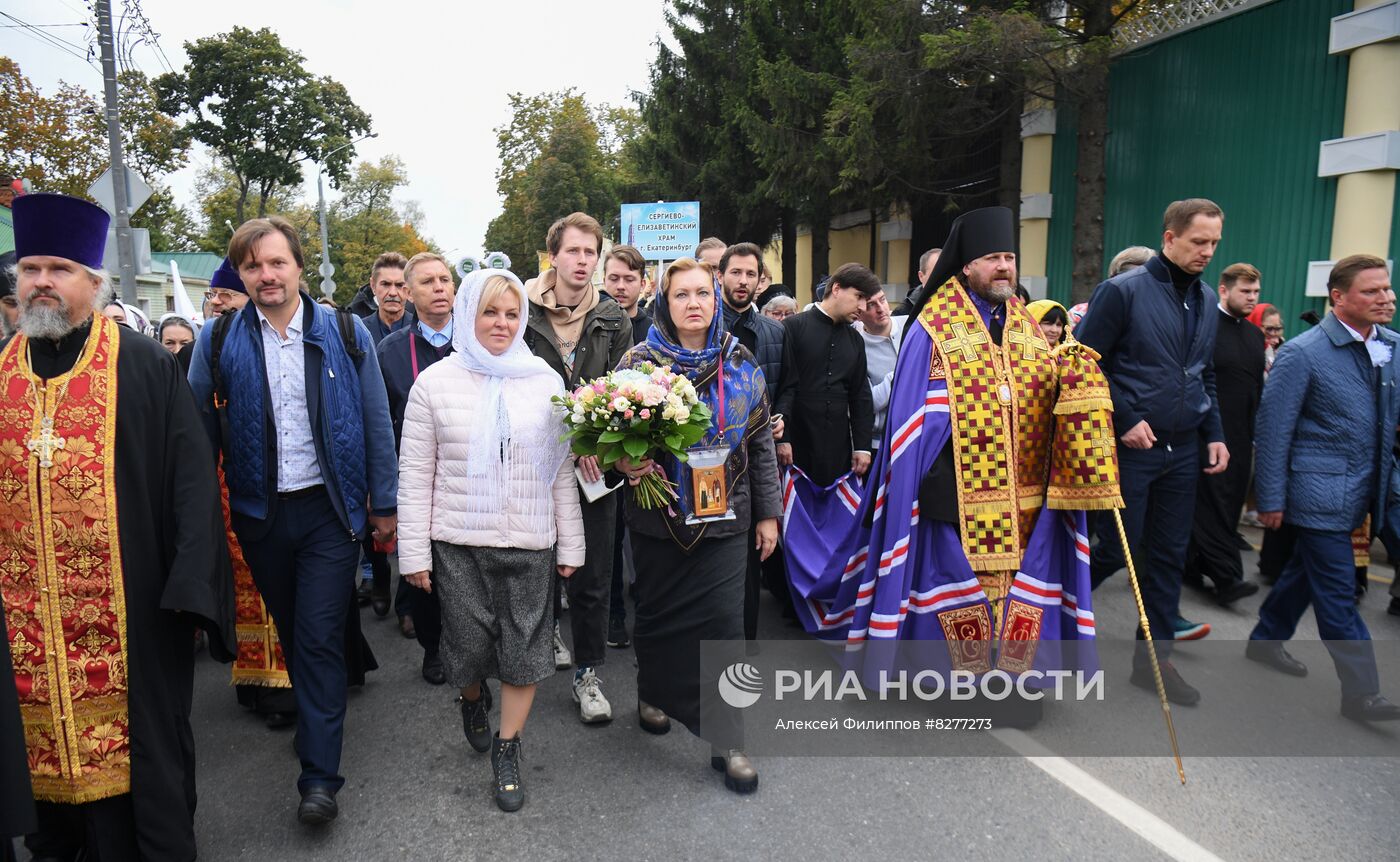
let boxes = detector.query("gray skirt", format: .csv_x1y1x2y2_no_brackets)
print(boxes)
431,541,556,688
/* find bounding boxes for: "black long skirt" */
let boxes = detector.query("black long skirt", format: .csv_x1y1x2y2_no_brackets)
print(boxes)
631,532,746,747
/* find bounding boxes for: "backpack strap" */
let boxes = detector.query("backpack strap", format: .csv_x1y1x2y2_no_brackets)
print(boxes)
208,311,236,459
336,308,365,362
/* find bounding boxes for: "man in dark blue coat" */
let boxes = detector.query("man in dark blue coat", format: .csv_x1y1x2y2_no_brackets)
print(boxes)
376,252,458,683
718,242,788,640
188,217,399,825
1253,255,1400,723
1074,198,1231,707
356,252,411,617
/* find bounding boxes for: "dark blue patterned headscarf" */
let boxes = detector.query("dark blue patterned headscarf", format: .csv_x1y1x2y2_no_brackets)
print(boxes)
641,260,763,449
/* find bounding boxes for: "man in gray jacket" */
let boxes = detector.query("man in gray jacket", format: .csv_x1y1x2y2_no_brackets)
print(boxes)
1250,254,1400,723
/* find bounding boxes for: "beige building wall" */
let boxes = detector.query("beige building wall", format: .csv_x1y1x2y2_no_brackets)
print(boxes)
760,212,915,306
1328,0,1399,260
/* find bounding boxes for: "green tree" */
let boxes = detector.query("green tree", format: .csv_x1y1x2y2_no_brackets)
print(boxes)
922,1,1166,301
308,156,435,305
632,1,782,257
0,56,106,196
155,27,372,225
133,188,201,252
734,0,861,283
191,164,298,253
484,91,627,280
117,70,198,252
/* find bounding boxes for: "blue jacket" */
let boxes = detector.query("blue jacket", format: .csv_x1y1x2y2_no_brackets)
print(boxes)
188,295,398,538
361,310,408,347
1254,313,1400,533
722,302,784,403
1075,255,1224,444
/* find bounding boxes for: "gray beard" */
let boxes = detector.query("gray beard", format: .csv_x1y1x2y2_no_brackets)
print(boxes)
967,279,1015,304
0,313,13,339
19,301,78,340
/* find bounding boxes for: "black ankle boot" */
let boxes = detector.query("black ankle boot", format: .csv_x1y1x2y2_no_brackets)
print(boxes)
491,734,525,812
458,684,492,753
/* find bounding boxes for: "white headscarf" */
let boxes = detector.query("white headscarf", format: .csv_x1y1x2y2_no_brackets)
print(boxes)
452,269,569,490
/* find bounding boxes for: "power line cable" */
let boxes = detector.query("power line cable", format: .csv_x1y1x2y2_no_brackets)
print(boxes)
0,10,99,70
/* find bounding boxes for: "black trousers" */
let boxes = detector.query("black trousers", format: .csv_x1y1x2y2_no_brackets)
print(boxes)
409,580,442,657
26,795,138,862
743,525,761,641
610,504,628,622
555,492,616,669
1091,442,1198,663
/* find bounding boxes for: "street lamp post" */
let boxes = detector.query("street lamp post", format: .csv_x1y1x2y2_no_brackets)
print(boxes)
316,133,377,300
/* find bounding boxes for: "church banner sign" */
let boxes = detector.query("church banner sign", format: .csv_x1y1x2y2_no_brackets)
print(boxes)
620,201,700,260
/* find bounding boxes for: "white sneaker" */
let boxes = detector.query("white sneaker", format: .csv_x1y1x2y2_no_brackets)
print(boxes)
572,667,612,723
553,622,572,670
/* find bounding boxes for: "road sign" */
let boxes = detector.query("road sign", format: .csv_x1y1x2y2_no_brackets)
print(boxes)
620,201,700,260
87,167,153,217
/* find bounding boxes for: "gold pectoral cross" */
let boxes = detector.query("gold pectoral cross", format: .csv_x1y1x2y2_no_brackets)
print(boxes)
27,417,65,468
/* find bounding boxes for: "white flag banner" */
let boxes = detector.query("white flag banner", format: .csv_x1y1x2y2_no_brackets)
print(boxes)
169,259,204,328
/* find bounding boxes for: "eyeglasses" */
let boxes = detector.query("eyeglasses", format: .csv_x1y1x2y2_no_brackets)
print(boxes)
1262,325,1284,334
204,289,240,301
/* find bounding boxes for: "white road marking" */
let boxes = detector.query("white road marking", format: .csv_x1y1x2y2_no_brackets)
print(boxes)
992,728,1227,862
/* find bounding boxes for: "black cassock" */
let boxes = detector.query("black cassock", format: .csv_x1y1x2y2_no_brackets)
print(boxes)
2,321,234,861
774,307,874,486
1188,308,1265,586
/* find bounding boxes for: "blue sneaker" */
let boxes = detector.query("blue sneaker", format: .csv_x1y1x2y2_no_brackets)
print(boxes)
1173,616,1211,641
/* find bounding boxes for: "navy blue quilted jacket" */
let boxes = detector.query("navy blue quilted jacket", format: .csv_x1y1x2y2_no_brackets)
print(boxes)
1255,313,1400,533
188,295,398,538
1075,254,1224,445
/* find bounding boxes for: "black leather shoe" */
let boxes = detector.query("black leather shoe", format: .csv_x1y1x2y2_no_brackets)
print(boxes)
297,787,338,825
421,651,446,686
355,580,372,607
264,710,296,729
1389,597,1400,617
1130,661,1200,706
638,700,671,735
399,614,416,638
1215,580,1260,606
371,589,390,618
1245,641,1308,677
1341,694,1400,723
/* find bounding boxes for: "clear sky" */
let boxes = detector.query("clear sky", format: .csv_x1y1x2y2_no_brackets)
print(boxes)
3,0,671,258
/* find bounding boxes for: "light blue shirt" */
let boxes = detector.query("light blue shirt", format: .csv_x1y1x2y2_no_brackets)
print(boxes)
417,317,453,348
255,296,324,492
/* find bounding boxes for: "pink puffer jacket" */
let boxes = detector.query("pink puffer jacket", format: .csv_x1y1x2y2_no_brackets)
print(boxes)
397,360,585,574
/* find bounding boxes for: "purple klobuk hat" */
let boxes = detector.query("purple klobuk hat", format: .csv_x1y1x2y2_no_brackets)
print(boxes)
209,257,246,293
12,193,111,270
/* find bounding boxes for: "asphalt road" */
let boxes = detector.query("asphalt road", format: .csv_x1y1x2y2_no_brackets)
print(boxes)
187,527,1400,861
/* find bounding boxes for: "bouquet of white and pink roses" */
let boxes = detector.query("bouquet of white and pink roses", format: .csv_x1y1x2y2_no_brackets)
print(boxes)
553,363,713,509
